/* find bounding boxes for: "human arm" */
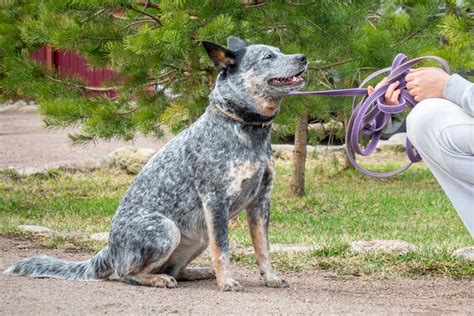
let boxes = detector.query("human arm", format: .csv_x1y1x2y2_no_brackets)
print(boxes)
369,67,474,117
405,67,473,116
443,74,474,116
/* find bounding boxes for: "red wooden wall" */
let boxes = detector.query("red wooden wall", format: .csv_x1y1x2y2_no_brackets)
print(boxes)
32,46,117,98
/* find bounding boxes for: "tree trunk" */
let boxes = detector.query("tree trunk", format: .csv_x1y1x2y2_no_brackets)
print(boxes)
290,112,308,197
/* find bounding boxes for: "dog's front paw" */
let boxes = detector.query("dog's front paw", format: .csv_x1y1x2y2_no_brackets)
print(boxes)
219,278,244,292
264,274,289,288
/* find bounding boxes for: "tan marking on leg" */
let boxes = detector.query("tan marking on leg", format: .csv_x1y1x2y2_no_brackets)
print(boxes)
209,242,230,284
202,199,243,291
126,273,177,288
202,199,242,291
202,200,228,284
248,217,288,288
248,217,272,274
266,161,275,182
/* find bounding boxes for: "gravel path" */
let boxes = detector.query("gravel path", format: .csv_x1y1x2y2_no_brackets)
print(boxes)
0,112,171,168
1,237,473,315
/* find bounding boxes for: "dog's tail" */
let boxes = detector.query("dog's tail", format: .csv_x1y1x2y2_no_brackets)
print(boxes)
3,246,112,281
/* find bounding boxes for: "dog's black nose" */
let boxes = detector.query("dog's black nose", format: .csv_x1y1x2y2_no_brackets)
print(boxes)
295,54,306,63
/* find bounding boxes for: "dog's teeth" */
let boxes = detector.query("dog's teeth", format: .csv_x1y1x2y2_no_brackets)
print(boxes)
271,75,304,85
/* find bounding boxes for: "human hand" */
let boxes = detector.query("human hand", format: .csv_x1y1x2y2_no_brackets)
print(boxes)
367,77,401,106
405,67,450,102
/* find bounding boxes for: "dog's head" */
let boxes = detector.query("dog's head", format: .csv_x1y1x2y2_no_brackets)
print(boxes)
203,37,307,122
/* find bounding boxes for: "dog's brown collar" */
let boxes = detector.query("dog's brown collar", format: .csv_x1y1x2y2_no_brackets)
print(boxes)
210,105,272,127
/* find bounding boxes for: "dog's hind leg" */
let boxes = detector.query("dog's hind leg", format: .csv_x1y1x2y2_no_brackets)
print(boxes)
121,272,178,288
162,234,215,281
111,213,181,288
177,267,215,281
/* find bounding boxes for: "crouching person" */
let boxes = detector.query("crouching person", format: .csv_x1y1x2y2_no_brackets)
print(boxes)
369,67,474,237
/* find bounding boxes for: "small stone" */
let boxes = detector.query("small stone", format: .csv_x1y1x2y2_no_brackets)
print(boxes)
13,100,28,107
452,247,474,261
136,148,157,157
0,100,34,113
56,161,97,173
89,232,109,241
0,104,18,113
387,132,407,145
18,105,37,114
108,147,156,174
92,156,115,168
271,144,294,153
314,144,344,154
16,244,31,249
4,166,49,177
18,225,53,234
236,243,318,255
270,244,318,253
58,232,90,238
378,133,408,151
350,239,417,255
271,144,344,156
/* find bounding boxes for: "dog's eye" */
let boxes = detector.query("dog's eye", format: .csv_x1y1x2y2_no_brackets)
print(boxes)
263,53,274,60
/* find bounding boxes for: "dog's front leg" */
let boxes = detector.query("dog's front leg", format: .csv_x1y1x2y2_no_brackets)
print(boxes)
202,198,243,291
247,166,289,288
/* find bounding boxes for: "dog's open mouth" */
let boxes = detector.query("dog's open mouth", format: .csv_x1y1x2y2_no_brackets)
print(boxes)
269,70,305,87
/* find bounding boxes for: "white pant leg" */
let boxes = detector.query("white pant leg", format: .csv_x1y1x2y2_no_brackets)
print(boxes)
406,98,474,237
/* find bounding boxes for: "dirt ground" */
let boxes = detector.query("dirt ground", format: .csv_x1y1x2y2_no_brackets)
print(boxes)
0,112,171,168
1,237,473,315
2,112,474,314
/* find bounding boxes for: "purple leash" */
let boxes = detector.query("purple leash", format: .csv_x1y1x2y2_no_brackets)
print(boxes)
288,53,450,177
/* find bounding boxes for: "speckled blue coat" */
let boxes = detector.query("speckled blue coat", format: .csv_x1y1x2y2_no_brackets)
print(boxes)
6,36,307,291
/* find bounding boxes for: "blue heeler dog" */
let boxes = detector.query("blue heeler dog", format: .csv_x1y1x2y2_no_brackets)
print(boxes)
5,37,307,291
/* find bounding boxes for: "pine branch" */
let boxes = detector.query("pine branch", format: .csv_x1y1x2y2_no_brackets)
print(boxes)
243,2,267,9
80,8,106,24
47,74,177,92
136,0,198,19
393,29,425,48
302,16,353,56
119,18,156,30
136,0,161,10
148,73,179,86
46,76,118,91
128,5,162,26
309,58,356,71
287,1,318,6
111,12,129,20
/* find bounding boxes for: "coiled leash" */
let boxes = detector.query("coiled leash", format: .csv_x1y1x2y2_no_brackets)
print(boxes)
288,53,450,177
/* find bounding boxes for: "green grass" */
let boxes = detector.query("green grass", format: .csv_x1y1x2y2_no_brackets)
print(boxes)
1,157,472,278
231,160,472,250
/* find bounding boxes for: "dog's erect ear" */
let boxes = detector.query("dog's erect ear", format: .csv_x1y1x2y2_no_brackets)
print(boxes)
202,40,236,70
227,36,247,51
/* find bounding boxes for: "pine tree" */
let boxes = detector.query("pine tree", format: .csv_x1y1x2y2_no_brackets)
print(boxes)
1,1,462,196
1,0,244,142
436,0,473,74
247,1,445,195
